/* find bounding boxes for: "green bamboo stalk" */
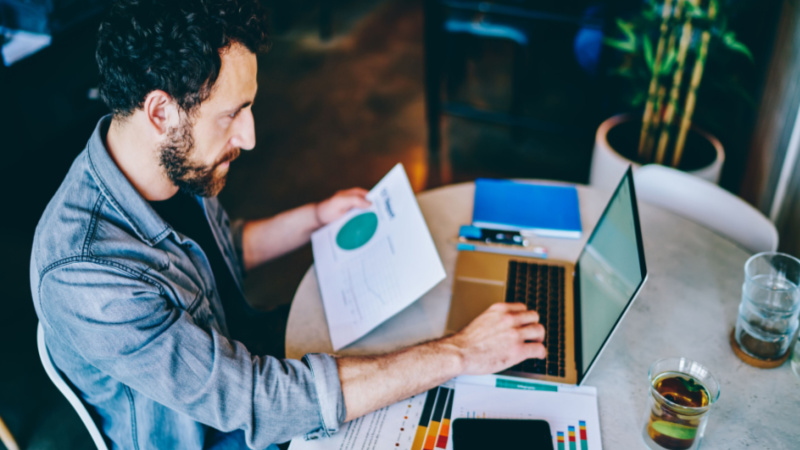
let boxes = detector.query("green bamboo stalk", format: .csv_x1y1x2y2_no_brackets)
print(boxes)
643,85,667,159
654,0,698,165
639,0,677,160
672,0,717,167
643,0,685,161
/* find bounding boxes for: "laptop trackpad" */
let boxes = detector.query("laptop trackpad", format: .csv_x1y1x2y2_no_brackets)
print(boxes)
447,279,506,334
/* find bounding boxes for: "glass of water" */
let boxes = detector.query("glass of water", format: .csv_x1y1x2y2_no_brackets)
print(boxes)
734,252,800,362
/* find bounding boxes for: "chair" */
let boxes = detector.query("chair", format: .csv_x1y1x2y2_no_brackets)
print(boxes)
633,164,779,254
37,323,109,450
422,0,608,186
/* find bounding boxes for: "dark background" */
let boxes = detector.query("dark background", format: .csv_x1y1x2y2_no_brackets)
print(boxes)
0,0,781,447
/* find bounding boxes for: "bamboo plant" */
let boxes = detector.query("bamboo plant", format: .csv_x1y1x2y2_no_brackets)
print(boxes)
604,0,753,168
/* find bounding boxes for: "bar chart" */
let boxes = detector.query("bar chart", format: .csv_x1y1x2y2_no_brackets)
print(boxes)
555,421,590,450
451,381,601,450
411,386,453,450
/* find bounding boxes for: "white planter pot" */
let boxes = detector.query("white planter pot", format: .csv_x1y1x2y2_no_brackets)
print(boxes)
589,114,725,191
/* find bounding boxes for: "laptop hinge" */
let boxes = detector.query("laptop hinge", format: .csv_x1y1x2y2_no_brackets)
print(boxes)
573,261,584,384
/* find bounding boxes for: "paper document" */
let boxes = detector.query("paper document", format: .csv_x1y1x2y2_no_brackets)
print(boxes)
288,385,454,450
450,376,602,450
311,163,446,350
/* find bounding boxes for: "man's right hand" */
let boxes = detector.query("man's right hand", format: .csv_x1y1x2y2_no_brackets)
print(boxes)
337,301,546,422
444,302,546,375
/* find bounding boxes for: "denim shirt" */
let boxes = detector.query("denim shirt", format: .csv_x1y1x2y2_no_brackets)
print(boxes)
30,116,346,449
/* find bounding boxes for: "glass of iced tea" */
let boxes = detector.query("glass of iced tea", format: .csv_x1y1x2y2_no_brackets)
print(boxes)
641,358,720,450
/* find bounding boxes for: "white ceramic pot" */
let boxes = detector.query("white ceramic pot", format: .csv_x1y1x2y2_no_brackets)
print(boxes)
589,114,725,191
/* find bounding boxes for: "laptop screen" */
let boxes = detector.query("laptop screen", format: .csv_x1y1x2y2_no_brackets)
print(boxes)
576,168,647,376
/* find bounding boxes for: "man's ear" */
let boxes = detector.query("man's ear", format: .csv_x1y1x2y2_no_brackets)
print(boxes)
143,90,180,135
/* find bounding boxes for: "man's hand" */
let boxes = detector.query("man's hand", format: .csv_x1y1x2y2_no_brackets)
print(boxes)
241,188,370,269
315,188,371,226
445,302,546,375
337,302,545,421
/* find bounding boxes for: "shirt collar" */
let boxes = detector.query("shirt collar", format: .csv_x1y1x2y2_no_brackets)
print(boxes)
86,115,173,246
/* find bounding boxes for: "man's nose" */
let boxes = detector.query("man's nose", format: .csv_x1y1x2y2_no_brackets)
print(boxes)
231,109,256,151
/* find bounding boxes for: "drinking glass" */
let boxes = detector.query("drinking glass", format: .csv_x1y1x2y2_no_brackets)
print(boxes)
734,252,800,362
642,358,720,450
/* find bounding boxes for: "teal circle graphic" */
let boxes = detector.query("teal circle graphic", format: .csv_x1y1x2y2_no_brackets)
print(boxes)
336,212,378,250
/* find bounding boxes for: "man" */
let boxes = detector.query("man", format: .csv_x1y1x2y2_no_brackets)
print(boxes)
30,0,546,448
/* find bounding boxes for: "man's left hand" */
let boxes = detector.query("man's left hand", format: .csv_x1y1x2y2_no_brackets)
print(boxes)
315,188,371,226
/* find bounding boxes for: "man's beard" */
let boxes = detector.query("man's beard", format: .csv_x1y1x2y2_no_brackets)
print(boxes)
158,119,240,197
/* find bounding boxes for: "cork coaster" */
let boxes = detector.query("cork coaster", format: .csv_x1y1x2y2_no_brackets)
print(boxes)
729,329,790,368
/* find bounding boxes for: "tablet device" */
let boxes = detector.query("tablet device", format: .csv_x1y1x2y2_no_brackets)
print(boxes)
451,418,554,449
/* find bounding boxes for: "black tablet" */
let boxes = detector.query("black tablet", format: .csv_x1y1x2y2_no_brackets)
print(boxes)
451,418,554,450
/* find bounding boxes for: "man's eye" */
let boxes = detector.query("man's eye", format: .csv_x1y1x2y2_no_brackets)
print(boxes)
228,111,239,119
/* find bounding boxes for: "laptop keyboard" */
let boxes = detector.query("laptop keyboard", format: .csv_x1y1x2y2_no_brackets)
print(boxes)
505,260,566,377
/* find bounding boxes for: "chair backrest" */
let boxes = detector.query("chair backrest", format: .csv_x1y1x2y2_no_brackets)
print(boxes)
633,164,778,254
37,323,109,450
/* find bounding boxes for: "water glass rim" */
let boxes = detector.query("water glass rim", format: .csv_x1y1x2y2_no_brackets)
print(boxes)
745,252,800,287
648,357,720,411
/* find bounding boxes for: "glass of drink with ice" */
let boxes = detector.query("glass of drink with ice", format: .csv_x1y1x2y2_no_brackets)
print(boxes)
642,358,720,450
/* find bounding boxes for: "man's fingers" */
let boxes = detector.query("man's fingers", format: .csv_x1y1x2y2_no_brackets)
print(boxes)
523,342,547,360
517,323,545,342
339,187,369,199
512,309,540,326
490,301,526,313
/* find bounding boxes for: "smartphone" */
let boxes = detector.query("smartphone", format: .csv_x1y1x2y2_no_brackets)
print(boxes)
451,418,554,450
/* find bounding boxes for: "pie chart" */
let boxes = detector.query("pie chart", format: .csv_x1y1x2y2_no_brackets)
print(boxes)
336,212,379,250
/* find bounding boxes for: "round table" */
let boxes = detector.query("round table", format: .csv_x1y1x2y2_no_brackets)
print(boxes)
286,182,800,448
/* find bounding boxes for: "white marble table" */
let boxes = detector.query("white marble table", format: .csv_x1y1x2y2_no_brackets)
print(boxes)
286,182,800,448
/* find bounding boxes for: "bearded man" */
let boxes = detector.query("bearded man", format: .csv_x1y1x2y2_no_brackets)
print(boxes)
30,0,546,448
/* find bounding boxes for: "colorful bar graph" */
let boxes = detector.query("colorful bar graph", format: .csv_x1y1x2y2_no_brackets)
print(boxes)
435,389,453,449
579,421,588,450
568,425,577,450
411,388,439,450
557,431,566,450
423,388,450,450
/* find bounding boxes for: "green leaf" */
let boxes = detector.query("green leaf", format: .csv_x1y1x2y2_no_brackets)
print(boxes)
722,31,754,62
603,37,636,53
616,18,637,42
643,36,655,71
684,2,703,17
661,48,677,75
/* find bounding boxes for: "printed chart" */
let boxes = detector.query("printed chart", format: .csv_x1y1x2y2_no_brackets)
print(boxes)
556,421,590,450
336,211,379,250
311,164,445,350
411,387,453,450
450,380,601,450
288,385,454,450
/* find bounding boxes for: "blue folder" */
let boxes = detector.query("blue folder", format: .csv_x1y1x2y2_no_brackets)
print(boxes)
472,179,582,239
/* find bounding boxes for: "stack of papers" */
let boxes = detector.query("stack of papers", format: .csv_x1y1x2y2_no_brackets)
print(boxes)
288,375,602,450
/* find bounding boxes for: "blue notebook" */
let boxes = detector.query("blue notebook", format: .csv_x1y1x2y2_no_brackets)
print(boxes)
472,179,582,239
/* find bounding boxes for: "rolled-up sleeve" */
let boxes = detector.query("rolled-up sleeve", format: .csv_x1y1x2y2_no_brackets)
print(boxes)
38,261,346,448
301,353,347,440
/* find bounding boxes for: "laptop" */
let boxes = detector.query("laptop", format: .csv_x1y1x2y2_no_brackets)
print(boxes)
446,167,647,385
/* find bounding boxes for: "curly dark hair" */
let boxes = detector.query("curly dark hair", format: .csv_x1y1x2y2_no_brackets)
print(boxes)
96,0,271,117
